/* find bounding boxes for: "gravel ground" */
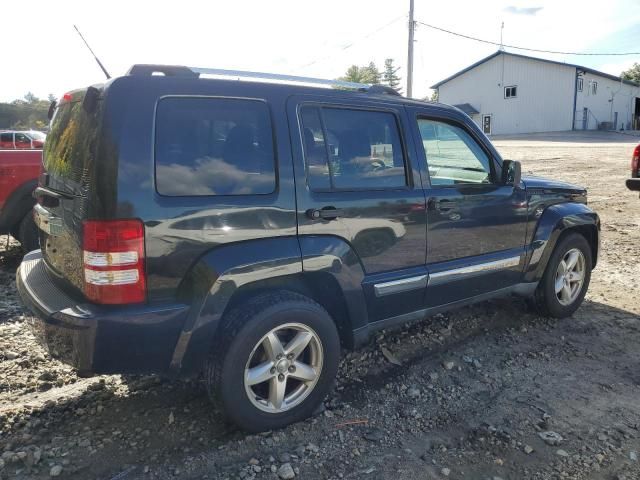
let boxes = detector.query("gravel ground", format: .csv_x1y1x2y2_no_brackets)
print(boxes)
1,131,639,480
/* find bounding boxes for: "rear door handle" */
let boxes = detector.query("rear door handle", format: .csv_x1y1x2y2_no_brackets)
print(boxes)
306,207,343,220
435,199,455,212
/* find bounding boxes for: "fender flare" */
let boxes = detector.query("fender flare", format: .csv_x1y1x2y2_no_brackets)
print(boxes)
170,236,303,371
0,179,37,234
523,202,600,283
172,235,370,372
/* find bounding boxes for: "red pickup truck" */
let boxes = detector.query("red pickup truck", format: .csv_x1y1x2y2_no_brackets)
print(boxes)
0,149,41,250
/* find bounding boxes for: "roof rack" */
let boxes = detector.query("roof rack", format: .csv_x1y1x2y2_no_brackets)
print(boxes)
126,64,402,95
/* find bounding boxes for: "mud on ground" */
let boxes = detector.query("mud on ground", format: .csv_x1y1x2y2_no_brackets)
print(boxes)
1,131,639,480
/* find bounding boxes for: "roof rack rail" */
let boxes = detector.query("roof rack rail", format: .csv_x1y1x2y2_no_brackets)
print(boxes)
126,64,404,96
127,65,199,77
191,67,369,90
366,85,402,96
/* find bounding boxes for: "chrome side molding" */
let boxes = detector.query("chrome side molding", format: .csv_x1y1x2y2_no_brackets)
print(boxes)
374,274,428,297
428,256,521,286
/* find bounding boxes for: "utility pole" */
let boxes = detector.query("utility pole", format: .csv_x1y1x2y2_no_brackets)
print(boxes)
407,0,415,97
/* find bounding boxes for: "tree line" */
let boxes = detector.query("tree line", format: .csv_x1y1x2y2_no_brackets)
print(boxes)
0,92,54,130
338,58,402,92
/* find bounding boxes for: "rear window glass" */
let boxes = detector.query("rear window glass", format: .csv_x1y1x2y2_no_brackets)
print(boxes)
155,97,276,196
44,97,102,189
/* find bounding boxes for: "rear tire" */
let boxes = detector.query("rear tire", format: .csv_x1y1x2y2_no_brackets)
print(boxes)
18,212,39,252
204,291,340,432
530,233,592,318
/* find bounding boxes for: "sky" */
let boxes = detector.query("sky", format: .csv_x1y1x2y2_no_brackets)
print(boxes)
1,0,639,103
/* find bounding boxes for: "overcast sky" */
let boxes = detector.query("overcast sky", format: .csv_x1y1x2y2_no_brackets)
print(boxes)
2,0,639,102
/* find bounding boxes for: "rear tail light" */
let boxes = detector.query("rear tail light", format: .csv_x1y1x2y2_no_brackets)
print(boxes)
82,219,146,304
632,145,640,178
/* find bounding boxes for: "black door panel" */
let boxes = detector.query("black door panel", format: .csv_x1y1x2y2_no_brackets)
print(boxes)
288,96,428,323
408,108,528,304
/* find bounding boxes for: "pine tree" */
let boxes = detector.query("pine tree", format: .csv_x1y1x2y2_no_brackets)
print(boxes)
339,61,381,85
383,58,402,92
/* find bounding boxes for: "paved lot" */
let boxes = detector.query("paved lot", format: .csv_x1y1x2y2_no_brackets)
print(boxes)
0,131,639,480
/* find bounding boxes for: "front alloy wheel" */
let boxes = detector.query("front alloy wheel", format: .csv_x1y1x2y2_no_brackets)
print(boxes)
531,232,592,318
554,248,586,306
244,323,323,413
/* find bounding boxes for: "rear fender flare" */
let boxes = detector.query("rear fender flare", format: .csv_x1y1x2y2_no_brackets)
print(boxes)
171,236,303,371
523,202,600,283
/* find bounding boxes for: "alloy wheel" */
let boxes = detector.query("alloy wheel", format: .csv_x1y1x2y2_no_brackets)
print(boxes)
244,323,323,413
554,248,586,306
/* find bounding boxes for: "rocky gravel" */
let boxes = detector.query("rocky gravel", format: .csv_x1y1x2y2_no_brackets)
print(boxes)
1,131,639,479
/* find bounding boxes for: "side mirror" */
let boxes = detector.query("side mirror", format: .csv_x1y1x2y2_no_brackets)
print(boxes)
626,178,640,192
502,160,521,186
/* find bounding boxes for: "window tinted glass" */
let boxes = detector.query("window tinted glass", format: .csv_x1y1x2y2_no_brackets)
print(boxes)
300,106,407,190
0,133,13,147
418,119,492,186
15,133,30,145
300,107,331,190
155,97,276,196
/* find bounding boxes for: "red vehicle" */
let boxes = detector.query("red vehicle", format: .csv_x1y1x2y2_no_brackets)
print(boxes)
0,130,46,149
0,149,41,250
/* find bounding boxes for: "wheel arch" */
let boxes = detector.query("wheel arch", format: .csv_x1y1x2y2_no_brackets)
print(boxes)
171,237,358,373
524,202,600,283
0,178,37,235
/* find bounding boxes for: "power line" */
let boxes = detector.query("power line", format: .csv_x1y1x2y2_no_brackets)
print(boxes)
300,15,406,69
416,20,640,56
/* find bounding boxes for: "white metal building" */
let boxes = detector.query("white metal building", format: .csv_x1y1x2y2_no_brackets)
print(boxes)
431,51,640,135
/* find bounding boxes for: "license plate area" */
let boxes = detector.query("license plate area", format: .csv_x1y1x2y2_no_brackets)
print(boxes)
34,205,64,236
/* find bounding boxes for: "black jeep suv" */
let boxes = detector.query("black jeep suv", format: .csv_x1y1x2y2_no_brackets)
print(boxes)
17,65,600,432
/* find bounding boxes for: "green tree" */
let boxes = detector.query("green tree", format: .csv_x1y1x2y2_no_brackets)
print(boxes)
48,93,57,103
621,63,640,84
339,61,381,85
24,92,39,104
430,90,439,102
365,61,381,84
382,58,402,92
0,93,50,129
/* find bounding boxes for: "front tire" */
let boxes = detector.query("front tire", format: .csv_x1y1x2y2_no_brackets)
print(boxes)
531,232,592,318
204,291,340,432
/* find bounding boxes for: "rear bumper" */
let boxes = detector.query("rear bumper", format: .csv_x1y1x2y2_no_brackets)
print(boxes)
16,250,189,374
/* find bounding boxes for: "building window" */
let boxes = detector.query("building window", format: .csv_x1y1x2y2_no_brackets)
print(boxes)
504,86,517,99
577,77,583,92
591,81,598,95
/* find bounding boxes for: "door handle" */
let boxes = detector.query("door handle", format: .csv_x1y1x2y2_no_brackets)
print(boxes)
435,199,455,212
306,207,343,220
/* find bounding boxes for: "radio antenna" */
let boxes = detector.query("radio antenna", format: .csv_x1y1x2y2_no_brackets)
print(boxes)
73,25,111,79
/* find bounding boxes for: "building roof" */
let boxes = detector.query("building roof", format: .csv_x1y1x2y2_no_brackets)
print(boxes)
453,103,480,115
431,50,640,89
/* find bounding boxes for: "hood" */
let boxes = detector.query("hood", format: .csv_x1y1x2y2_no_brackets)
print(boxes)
522,175,586,195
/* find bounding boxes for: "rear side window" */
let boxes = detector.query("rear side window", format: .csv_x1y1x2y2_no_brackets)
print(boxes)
299,106,407,191
0,133,13,148
155,97,276,196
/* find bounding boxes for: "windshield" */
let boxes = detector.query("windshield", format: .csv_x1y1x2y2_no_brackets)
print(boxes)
27,131,46,141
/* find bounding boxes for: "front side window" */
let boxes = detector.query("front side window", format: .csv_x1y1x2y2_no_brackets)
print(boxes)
299,106,407,190
155,97,276,196
14,133,31,148
418,119,492,186
504,86,517,99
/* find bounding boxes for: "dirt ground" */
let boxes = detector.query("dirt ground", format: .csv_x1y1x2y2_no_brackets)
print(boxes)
1,131,639,480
